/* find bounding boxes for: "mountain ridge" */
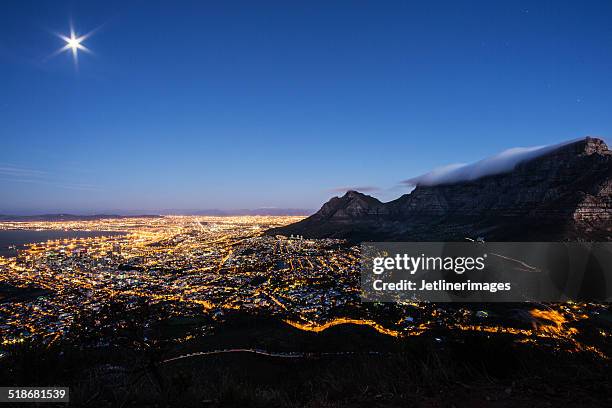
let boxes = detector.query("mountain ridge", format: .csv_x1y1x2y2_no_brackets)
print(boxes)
268,137,612,241
0,214,162,222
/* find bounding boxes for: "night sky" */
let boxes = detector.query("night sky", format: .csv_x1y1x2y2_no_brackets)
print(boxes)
1,1,611,213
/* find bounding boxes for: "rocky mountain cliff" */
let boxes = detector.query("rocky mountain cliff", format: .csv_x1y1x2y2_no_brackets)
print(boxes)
268,137,612,241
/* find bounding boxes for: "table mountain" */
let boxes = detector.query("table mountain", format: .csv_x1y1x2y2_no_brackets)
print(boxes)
268,137,612,241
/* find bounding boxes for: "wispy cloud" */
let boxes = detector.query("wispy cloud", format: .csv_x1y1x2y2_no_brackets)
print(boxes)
400,138,580,187
0,163,102,191
50,182,102,192
0,165,48,177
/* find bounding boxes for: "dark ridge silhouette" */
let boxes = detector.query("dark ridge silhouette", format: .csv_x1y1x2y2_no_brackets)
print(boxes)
268,137,612,241
0,214,162,222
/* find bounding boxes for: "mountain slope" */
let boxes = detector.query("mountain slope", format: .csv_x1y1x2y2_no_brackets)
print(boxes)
268,137,612,241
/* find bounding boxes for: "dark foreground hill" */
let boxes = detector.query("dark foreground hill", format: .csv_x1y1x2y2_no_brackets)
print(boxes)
269,137,612,241
2,312,609,407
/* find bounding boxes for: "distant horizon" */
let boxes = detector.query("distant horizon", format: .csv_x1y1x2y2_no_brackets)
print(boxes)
0,208,315,217
2,135,607,215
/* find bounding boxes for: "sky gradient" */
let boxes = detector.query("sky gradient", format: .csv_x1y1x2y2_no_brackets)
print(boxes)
1,1,611,214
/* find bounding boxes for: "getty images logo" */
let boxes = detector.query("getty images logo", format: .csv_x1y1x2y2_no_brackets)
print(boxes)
372,253,487,275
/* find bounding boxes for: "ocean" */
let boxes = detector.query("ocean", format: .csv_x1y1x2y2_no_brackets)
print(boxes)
0,230,125,257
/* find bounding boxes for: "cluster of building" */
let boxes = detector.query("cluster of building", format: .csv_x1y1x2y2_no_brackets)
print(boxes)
0,216,362,346
0,216,607,359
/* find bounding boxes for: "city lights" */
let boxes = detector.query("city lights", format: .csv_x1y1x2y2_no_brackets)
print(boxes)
0,216,606,358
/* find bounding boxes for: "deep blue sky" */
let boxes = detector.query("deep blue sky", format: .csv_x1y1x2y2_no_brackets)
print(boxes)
1,1,611,214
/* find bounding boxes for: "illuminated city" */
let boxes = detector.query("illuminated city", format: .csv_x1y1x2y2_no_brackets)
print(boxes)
0,216,608,361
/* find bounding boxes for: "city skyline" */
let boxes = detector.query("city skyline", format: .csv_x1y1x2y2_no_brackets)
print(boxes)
2,1,612,213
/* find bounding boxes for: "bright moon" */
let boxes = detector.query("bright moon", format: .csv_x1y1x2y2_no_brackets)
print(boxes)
66,35,83,52
60,31,88,58
54,26,92,67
